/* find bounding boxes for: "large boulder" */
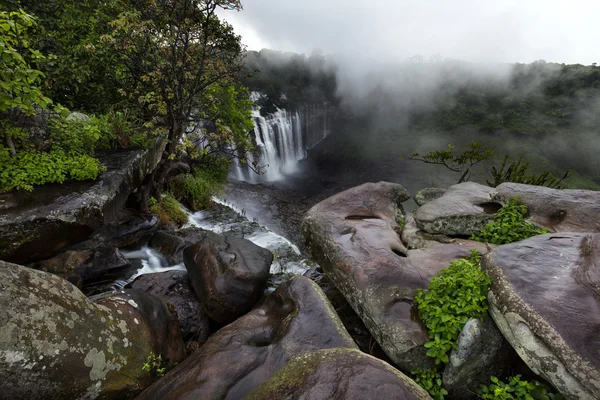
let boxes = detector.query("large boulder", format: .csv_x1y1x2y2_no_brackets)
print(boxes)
483,233,600,399
443,317,515,399
183,231,273,324
414,182,499,236
245,348,432,400
302,182,420,371
129,270,210,342
493,182,600,232
302,181,496,372
136,276,357,400
414,187,447,207
0,260,185,400
0,140,165,264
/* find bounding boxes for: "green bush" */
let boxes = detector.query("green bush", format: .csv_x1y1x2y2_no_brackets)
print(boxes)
411,368,448,400
471,197,548,244
149,193,188,226
487,155,572,189
0,147,104,192
479,375,563,400
170,161,229,211
413,250,492,365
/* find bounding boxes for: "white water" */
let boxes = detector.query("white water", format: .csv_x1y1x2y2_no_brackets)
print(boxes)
232,93,331,183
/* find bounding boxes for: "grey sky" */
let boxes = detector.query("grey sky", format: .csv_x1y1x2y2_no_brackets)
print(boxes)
220,0,600,64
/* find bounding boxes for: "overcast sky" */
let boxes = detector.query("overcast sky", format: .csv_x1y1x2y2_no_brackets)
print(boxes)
219,0,600,65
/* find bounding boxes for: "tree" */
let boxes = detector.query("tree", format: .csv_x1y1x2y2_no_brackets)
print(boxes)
402,142,494,184
110,0,253,211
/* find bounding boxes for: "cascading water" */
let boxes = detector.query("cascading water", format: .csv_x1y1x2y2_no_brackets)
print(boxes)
232,93,331,183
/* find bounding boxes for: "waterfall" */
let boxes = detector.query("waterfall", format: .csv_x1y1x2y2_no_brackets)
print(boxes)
232,95,331,183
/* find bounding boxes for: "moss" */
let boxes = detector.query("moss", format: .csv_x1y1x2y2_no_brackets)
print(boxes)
149,193,188,226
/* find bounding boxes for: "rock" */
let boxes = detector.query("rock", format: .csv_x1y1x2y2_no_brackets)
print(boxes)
148,228,209,266
129,270,210,342
0,260,185,400
483,233,600,399
414,182,500,236
135,276,357,400
302,181,433,372
245,348,432,400
66,111,91,123
303,265,391,361
401,214,462,250
443,317,515,399
493,182,600,232
28,246,131,288
183,231,273,324
0,140,166,264
414,187,447,207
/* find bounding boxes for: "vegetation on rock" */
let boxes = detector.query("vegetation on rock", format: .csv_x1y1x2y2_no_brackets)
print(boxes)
149,194,189,227
411,368,448,400
413,250,492,365
479,375,563,400
471,198,548,244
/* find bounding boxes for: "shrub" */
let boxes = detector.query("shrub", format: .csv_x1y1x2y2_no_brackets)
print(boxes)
471,197,548,244
149,193,188,226
0,147,104,192
411,368,448,400
170,161,229,211
413,250,492,365
479,375,563,400
487,155,572,189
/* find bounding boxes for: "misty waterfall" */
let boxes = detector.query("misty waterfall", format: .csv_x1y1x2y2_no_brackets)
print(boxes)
232,102,332,183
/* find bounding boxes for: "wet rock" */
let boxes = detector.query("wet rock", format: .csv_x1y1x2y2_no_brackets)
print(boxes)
0,260,185,400
136,276,357,400
245,348,432,400
414,182,499,236
483,233,600,399
443,317,515,399
148,231,189,265
0,140,165,264
28,246,131,288
129,270,210,342
302,181,434,372
304,265,391,361
493,182,600,232
183,231,273,324
414,187,447,207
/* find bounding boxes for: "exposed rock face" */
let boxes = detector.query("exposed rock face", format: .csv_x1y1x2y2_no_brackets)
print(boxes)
414,182,499,236
0,140,165,264
443,317,515,399
28,246,131,288
129,270,210,342
183,231,273,324
302,181,431,371
414,187,447,207
148,228,210,266
483,233,600,400
493,182,600,233
245,348,432,400
0,261,185,400
136,276,357,400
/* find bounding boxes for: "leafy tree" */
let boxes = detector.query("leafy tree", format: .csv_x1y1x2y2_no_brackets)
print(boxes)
110,0,253,210
403,142,494,184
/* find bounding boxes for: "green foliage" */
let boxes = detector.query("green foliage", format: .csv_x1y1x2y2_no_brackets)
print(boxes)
0,147,103,192
0,9,52,115
93,109,152,150
479,375,563,400
141,351,166,377
471,198,548,244
170,158,229,211
403,142,494,183
149,193,188,226
487,155,572,189
413,250,492,365
411,368,448,400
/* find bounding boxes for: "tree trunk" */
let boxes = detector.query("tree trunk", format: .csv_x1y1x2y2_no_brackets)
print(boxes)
4,131,16,157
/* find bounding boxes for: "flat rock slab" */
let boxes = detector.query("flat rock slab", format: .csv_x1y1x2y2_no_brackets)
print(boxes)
0,260,185,400
0,140,165,264
414,182,499,236
136,276,357,400
483,233,600,399
493,182,600,232
245,348,432,400
414,187,447,207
